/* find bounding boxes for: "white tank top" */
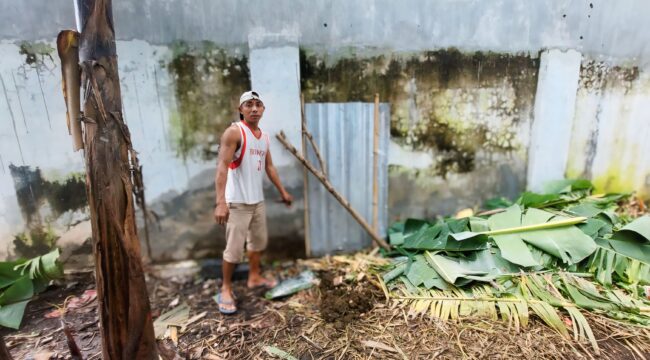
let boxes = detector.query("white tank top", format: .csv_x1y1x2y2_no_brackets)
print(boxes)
225,121,269,204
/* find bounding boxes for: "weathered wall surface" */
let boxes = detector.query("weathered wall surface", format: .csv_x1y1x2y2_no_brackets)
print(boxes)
300,49,539,218
4,0,650,65
0,0,649,263
567,60,650,197
0,39,305,264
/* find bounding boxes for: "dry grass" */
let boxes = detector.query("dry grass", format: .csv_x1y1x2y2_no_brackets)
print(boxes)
6,252,650,359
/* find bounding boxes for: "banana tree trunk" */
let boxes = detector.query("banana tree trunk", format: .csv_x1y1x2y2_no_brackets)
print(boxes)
65,0,157,358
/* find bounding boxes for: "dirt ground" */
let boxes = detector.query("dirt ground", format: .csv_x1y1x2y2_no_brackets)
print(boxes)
2,256,650,359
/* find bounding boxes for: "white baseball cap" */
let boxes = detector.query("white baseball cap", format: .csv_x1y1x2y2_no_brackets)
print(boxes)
239,91,263,106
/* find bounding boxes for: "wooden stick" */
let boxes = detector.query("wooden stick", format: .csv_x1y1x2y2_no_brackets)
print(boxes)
372,94,380,232
300,94,311,256
300,98,327,177
276,131,390,250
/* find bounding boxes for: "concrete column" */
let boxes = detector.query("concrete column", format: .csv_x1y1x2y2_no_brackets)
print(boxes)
527,49,582,192
248,33,302,167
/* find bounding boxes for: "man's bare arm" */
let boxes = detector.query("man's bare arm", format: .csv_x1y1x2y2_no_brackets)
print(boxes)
265,149,293,206
214,125,240,224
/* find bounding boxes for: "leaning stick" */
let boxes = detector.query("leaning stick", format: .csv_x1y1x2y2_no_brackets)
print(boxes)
372,94,380,232
276,131,391,250
300,95,327,177
300,94,312,256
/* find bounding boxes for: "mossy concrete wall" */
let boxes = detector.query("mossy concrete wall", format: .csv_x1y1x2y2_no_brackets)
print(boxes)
301,49,539,218
1,0,650,263
0,39,305,264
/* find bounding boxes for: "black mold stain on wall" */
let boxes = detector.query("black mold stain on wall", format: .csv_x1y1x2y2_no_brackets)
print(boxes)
300,48,539,177
579,60,640,94
9,165,87,257
165,41,251,160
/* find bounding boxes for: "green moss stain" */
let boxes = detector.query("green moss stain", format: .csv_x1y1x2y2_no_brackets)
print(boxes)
300,48,538,177
165,41,250,160
570,60,647,198
18,41,55,67
13,225,59,259
9,165,87,257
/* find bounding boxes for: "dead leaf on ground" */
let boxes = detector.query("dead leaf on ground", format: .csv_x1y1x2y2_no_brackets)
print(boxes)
360,339,398,353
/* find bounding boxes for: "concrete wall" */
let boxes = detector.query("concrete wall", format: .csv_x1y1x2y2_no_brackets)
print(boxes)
0,0,649,263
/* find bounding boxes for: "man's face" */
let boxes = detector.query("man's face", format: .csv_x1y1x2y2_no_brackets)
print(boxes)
239,99,265,123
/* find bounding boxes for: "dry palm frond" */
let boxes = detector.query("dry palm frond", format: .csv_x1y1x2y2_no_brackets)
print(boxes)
380,271,650,353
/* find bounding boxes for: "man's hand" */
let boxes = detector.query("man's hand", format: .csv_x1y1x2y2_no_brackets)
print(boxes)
214,203,229,225
281,191,293,207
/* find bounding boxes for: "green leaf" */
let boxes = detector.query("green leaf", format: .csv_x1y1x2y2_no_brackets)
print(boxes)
488,205,539,267
0,249,62,329
617,216,650,242
403,222,488,251
382,261,408,283
425,252,490,284
520,209,597,265
403,219,429,236
423,250,518,285
0,276,33,329
406,256,449,290
577,218,608,238
517,192,560,208
0,300,30,329
0,276,33,306
13,249,63,282
389,232,404,246
587,238,650,286
469,217,490,232
483,197,513,210
567,203,607,218
542,179,593,194
0,261,24,289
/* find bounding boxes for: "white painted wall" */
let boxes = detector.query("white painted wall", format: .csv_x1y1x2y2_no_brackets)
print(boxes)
5,0,650,68
527,49,582,192
248,34,302,171
1,0,650,261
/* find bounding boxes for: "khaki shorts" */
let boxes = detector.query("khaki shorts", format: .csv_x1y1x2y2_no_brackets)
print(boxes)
223,202,268,263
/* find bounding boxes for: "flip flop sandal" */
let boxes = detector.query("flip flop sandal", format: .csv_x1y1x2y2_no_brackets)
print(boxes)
248,277,279,290
214,293,237,315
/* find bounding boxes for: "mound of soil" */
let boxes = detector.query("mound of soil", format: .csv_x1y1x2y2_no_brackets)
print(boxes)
318,271,375,329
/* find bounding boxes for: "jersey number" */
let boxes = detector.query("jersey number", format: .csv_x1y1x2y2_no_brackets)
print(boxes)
257,160,262,171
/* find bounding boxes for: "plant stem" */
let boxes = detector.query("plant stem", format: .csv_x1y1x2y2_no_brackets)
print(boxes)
483,217,588,236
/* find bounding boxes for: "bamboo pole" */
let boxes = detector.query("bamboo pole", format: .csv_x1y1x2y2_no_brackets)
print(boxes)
276,131,390,250
301,102,327,177
300,94,311,256
372,94,380,232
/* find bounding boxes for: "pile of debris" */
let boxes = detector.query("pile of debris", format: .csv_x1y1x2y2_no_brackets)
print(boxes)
4,179,650,359
378,179,650,355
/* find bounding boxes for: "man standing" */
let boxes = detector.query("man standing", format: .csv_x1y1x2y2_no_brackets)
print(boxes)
214,91,293,314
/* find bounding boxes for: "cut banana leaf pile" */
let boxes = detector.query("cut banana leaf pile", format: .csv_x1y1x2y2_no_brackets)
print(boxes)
379,179,649,353
0,249,63,329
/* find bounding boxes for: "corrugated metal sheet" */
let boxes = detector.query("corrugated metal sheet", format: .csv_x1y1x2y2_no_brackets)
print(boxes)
305,102,390,256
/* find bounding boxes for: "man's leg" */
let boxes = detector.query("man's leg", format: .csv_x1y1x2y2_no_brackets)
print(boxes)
220,260,237,310
247,250,263,284
246,202,276,288
220,203,253,311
